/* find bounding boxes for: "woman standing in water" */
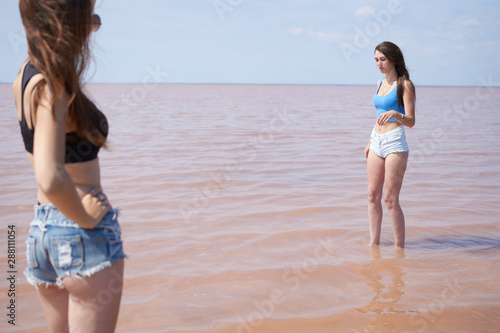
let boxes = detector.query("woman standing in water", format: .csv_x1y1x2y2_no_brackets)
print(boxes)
13,1,125,332
364,41,416,249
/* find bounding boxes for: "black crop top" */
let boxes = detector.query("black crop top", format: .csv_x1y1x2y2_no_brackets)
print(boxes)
19,62,108,163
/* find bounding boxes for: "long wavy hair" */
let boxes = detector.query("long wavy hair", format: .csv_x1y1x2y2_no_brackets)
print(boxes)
375,41,416,110
19,0,106,147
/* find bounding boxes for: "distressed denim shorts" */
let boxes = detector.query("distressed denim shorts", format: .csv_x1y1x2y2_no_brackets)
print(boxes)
24,204,126,288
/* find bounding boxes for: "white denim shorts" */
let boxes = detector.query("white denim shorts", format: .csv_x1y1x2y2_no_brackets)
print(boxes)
369,125,409,158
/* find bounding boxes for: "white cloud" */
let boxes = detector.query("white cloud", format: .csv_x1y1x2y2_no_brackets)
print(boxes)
289,27,344,42
306,30,343,42
356,6,375,19
455,17,480,27
425,29,462,41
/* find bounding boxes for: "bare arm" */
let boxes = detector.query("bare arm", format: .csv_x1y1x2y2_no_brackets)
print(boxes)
365,79,382,158
400,79,416,128
33,86,108,229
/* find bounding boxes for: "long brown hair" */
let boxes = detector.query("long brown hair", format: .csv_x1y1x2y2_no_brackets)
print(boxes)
19,0,106,147
375,41,415,110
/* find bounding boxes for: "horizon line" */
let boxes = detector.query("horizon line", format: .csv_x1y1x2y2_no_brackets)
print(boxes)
0,82,499,88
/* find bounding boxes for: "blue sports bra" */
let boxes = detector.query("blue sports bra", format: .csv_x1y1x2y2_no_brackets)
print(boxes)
19,62,108,163
373,78,405,122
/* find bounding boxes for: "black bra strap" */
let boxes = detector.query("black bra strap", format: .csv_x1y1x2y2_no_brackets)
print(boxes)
20,62,41,124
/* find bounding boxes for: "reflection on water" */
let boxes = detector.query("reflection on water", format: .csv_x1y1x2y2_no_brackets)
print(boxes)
354,247,407,332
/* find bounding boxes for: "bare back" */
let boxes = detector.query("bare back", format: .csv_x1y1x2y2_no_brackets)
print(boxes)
13,62,102,204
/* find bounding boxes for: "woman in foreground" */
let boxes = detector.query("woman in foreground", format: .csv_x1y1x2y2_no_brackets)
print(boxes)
365,41,416,249
13,1,125,332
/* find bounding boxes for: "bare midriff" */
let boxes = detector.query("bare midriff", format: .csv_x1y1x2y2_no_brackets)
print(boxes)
374,119,402,134
27,154,102,204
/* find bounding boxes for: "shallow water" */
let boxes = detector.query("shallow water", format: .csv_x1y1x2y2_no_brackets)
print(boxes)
1,83,499,332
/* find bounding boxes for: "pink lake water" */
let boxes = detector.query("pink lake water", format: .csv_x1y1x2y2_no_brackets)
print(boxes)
1,83,499,333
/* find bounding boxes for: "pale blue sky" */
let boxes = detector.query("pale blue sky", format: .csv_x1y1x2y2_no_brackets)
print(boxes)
1,0,499,86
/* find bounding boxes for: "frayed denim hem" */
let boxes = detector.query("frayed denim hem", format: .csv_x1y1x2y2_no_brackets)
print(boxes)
24,255,126,290
25,271,63,289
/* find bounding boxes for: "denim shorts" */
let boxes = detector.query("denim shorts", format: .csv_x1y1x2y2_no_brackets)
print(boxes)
24,204,126,288
369,125,409,158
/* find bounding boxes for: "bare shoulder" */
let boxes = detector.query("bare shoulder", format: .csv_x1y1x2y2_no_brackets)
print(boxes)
403,79,415,90
12,62,28,99
13,63,29,120
403,79,415,98
12,73,21,101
